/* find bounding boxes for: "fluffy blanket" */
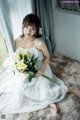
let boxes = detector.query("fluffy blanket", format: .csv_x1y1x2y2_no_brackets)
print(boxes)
0,54,80,120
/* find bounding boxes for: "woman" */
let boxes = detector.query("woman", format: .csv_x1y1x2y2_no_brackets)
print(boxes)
0,13,80,114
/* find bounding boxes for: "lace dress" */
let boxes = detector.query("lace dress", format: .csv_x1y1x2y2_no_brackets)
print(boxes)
0,46,68,114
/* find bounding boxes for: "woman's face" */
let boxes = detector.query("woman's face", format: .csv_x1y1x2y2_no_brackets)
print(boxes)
23,25,36,39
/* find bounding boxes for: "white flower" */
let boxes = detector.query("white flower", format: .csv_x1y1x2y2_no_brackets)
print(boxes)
3,54,16,71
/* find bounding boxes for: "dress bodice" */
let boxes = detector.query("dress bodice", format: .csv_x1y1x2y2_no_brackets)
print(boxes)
16,47,44,60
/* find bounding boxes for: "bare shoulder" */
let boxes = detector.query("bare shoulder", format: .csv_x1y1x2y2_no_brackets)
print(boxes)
15,36,22,43
36,39,46,49
36,38,50,58
15,36,22,49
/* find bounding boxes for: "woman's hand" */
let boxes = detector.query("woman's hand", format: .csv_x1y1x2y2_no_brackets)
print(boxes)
36,69,44,77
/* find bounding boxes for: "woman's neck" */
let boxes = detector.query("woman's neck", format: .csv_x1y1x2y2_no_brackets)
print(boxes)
24,36,35,42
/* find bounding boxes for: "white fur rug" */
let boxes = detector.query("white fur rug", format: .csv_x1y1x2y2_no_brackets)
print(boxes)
0,54,80,120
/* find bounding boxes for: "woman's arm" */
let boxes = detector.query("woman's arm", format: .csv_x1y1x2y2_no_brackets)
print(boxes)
36,40,50,76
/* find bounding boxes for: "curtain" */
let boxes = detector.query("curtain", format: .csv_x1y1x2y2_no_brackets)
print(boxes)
32,0,56,57
0,0,15,53
7,0,33,39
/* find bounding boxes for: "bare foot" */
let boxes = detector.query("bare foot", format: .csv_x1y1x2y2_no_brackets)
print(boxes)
68,85,80,97
49,103,57,113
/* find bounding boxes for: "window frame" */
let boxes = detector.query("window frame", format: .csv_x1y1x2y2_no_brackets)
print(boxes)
59,0,80,12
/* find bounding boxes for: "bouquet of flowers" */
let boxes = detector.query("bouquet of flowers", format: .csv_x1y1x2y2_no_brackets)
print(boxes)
3,48,59,85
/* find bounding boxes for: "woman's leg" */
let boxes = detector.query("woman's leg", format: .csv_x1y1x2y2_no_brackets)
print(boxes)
68,85,80,97
49,86,80,113
49,103,57,113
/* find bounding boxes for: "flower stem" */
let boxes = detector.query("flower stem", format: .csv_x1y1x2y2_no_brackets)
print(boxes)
42,75,60,85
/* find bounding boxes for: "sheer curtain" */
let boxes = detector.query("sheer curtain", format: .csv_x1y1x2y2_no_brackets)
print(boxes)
7,0,33,39
32,0,56,57
0,0,15,53
0,0,32,53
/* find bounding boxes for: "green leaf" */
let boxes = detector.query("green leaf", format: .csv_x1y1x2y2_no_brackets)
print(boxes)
32,57,39,66
42,75,60,85
19,54,23,60
24,55,28,61
30,54,34,63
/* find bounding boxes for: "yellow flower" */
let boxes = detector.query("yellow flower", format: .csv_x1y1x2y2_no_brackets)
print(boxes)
17,61,27,70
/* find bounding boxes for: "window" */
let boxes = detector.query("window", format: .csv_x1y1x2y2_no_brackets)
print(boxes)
59,0,80,12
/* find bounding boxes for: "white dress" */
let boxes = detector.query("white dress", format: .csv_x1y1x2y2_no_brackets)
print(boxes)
0,47,68,114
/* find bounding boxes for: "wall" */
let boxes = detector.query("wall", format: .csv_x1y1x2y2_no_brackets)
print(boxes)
52,0,80,61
